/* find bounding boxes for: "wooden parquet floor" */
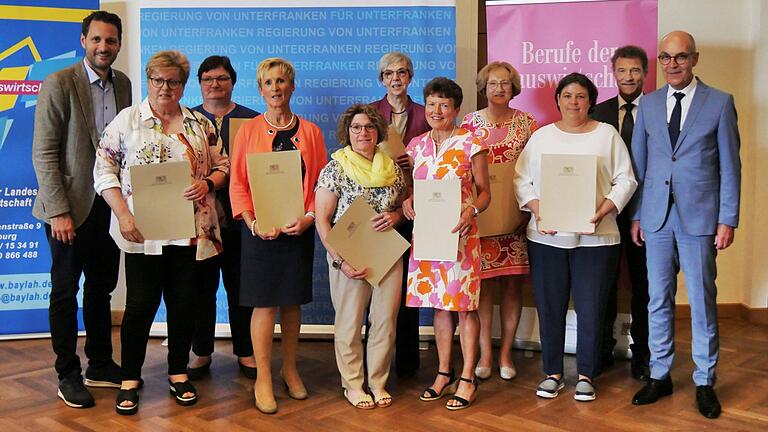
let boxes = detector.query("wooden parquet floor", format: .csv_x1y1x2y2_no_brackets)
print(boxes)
1,317,766,431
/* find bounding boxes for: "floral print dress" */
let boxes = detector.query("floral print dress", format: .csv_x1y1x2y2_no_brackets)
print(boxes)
405,128,487,311
461,109,538,279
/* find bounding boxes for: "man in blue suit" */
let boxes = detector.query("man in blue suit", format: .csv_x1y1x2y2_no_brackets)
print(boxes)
629,31,740,419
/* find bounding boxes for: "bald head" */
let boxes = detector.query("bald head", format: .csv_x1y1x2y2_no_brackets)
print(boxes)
659,30,699,90
660,31,697,53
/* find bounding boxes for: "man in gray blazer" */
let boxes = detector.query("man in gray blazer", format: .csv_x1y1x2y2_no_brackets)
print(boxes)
32,11,131,409
629,31,741,419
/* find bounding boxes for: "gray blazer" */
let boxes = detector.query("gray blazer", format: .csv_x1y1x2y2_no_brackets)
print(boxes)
32,61,132,228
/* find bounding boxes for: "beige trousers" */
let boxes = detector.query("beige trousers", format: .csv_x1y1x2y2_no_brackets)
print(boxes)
327,253,403,391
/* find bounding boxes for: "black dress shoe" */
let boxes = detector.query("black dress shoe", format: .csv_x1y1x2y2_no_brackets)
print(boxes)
238,361,257,379
632,377,673,405
630,358,650,382
187,360,211,381
696,385,721,419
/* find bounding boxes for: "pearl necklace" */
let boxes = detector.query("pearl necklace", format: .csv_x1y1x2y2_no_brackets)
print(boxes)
264,112,295,130
430,126,455,149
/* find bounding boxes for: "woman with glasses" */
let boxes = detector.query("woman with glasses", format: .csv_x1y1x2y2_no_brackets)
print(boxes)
460,62,538,382
229,57,327,414
315,104,407,409
370,51,430,379
403,77,491,410
94,50,229,415
187,56,259,381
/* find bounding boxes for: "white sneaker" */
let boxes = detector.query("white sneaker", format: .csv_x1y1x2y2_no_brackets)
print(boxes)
574,379,596,402
536,376,564,399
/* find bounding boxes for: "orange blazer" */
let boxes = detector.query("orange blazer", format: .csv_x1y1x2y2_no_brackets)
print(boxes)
229,115,328,220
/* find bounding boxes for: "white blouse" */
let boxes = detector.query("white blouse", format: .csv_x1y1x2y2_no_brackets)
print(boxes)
514,122,637,249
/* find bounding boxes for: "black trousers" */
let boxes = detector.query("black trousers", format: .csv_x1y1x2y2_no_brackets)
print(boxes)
394,220,420,375
528,241,620,378
121,246,199,380
45,196,120,379
192,227,253,358
601,214,650,362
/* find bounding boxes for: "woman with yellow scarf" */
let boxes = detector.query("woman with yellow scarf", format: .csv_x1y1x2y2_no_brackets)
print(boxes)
315,104,407,410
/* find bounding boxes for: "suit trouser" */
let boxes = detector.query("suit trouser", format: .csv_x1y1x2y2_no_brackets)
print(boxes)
192,227,253,358
394,221,420,374
601,213,650,361
45,196,120,379
121,246,199,380
528,241,620,378
644,203,719,386
327,253,402,390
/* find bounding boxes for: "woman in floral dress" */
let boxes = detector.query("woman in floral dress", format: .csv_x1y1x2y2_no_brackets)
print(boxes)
460,62,538,381
402,77,490,410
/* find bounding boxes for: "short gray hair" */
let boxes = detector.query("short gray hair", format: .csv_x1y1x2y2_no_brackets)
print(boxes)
377,52,414,82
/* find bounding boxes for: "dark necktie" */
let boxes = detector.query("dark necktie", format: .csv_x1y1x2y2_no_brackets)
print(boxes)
668,92,685,147
621,103,634,149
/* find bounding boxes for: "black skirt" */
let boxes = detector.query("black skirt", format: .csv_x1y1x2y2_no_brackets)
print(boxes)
239,222,315,307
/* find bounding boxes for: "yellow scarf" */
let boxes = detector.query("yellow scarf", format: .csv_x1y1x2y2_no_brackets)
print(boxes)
331,145,397,188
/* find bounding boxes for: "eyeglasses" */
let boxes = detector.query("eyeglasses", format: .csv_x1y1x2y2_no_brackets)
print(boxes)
349,124,377,134
382,69,409,80
149,77,183,89
200,76,232,85
487,81,512,89
658,52,694,65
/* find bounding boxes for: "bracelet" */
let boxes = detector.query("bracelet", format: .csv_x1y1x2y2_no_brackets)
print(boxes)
250,219,258,236
305,211,316,219
203,178,214,193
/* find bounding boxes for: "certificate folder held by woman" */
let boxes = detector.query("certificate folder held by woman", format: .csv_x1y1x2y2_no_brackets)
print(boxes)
325,196,409,286
245,150,304,234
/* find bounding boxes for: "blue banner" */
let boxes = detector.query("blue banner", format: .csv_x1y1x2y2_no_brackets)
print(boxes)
0,1,98,337
140,3,456,326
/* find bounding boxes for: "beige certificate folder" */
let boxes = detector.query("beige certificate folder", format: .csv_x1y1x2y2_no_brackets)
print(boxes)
413,179,461,261
130,161,195,240
378,125,412,187
325,196,410,286
229,117,250,151
539,154,597,233
477,161,523,237
246,150,304,234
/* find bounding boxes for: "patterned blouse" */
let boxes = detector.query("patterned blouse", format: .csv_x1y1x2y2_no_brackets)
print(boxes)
316,156,406,224
94,98,229,260
461,109,537,278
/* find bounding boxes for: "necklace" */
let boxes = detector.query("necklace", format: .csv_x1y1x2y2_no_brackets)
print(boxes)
430,126,456,149
391,107,406,115
264,112,295,130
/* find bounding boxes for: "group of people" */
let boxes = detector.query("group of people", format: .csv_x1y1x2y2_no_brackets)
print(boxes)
32,10,739,421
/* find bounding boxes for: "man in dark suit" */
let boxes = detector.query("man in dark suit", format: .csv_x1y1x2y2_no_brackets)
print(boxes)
32,11,132,408
629,31,741,419
591,45,650,382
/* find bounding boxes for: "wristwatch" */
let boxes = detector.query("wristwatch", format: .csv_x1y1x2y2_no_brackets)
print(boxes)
332,257,345,269
203,178,214,193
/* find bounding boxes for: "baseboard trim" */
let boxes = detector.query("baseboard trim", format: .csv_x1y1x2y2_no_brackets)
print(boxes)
675,303,767,325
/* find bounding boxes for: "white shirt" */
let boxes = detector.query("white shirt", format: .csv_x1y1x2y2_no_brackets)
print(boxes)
514,122,637,249
618,93,642,135
666,77,698,127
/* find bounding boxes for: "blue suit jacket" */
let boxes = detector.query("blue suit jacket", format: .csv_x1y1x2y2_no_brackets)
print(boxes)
629,79,741,235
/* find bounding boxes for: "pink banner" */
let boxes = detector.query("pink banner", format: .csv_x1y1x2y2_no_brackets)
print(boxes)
487,0,658,125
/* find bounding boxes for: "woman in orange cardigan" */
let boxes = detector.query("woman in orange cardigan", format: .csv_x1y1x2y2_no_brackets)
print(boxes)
229,58,327,414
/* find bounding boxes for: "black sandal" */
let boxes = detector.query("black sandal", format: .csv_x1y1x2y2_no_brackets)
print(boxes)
420,370,459,401
446,377,478,410
115,388,139,415
168,380,198,406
